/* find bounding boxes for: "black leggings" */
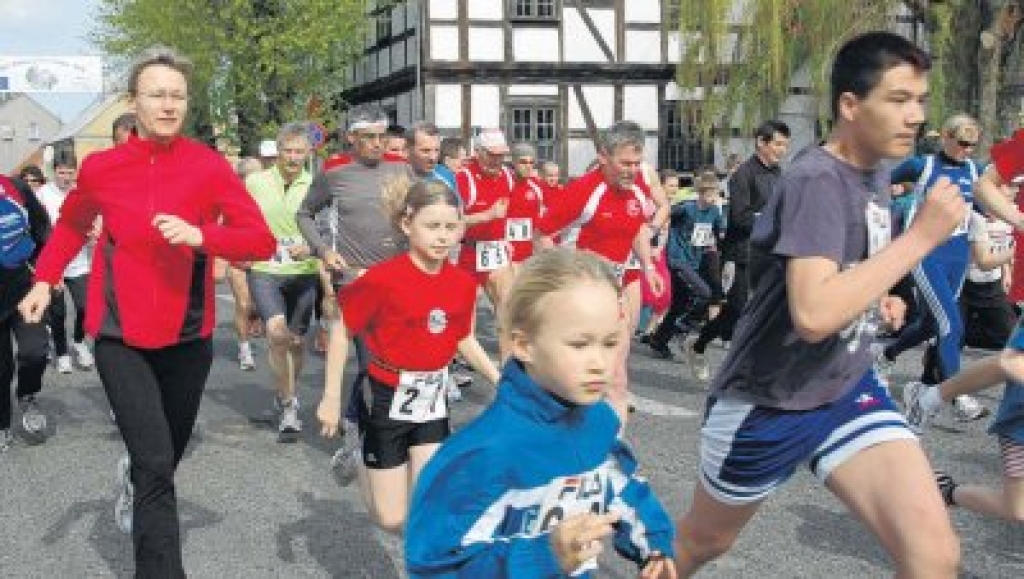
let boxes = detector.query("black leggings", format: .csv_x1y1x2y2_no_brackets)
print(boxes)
48,275,88,356
0,309,48,431
95,337,212,579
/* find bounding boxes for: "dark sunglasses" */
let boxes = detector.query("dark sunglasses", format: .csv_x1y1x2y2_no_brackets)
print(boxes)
23,177,42,184
957,139,977,148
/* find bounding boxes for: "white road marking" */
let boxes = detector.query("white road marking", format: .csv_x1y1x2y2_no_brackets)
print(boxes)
630,394,697,418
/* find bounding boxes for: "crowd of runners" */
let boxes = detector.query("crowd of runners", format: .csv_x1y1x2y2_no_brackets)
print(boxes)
2,30,1024,578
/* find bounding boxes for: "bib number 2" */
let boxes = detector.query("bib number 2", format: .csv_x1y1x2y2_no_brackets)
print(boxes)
389,369,448,422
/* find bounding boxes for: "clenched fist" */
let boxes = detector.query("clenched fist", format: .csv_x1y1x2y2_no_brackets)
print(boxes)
909,176,967,245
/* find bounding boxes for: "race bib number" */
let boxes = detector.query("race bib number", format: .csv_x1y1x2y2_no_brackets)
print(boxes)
506,218,533,242
475,240,511,272
864,201,891,257
690,223,714,247
531,469,609,574
273,236,300,264
389,369,448,423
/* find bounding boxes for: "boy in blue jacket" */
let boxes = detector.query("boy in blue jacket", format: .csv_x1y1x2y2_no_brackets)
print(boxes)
406,248,675,578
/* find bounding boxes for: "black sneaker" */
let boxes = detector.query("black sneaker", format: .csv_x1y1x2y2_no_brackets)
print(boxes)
648,341,674,360
935,470,958,507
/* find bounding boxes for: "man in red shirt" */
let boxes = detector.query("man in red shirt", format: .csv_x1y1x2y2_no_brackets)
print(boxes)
507,142,547,264
455,129,515,356
536,120,664,420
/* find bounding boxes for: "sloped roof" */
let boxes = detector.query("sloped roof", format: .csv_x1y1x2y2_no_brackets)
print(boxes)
48,92,123,143
0,92,62,126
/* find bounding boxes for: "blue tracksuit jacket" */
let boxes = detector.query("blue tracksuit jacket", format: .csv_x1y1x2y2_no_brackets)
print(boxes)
405,360,674,578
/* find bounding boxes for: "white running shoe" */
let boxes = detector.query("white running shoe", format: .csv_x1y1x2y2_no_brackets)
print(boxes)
952,394,989,423
446,377,463,403
57,355,73,375
901,381,940,434
0,429,12,454
73,342,94,369
114,454,133,534
239,342,255,371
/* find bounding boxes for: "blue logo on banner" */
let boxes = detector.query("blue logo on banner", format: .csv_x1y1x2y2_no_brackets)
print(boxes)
0,77,9,91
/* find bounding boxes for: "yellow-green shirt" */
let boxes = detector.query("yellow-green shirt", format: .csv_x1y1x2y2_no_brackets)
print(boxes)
247,166,319,275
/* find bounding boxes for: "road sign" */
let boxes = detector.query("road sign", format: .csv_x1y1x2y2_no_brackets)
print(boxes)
308,122,327,150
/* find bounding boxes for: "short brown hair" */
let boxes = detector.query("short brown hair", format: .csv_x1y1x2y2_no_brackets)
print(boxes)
126,46,193,97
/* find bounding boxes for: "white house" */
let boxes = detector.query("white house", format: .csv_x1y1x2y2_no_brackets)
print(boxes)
342,0,722,176
341,1,924,175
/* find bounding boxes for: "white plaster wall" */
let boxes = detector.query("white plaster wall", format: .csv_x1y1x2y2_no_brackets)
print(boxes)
431,25,459,61
568,138,598,177
563,7,616,62
430,0,457,20
468,27,504,61
568,85,615,131
467,0,502,20
625,30,661,63
625,0,661,23
624,86,660,130
471,85,501,128
434,84,463,129
514,28,560,63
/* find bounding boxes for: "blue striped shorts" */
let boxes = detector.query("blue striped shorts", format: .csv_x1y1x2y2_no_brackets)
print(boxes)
700,371,915,505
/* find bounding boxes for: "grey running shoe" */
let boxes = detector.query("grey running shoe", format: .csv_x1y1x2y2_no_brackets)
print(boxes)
73,342,94,369
114,454,133,534
901,381,939,434
330,423,361,485
0,429,12,453
278,397,302,442
935,470,958,507
19,396,47,441
952,394,989,422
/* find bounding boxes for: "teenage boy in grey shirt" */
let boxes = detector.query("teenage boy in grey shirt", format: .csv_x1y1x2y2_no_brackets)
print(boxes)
673,32,967,578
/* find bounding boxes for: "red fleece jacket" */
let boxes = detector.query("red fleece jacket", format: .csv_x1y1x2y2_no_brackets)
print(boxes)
35,135,275,349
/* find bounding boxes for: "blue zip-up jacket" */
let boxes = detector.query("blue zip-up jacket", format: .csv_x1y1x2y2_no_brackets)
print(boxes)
406,360,675,578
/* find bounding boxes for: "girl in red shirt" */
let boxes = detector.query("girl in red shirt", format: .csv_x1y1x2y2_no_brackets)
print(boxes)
317,176,499,536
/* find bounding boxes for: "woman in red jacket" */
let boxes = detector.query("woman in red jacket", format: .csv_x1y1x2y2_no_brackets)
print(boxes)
19,46,274,578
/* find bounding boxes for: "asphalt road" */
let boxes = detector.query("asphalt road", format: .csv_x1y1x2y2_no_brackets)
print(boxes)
2,285,1022,578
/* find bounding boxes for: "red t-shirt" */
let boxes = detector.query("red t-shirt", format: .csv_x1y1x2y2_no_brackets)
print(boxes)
538,168,652,264
456,160,515,242
339,254,478,386
991,131,1024,301
507,177,547,262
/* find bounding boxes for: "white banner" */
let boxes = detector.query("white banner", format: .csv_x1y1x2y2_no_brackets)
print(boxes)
0,56,103,93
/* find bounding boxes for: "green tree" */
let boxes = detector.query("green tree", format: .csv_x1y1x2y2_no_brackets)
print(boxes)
674,0,1024,154
91,0,369,153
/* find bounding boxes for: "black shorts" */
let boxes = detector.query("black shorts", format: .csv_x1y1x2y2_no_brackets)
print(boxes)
359,377,449,470
960,280,1016,350
247,271,318,335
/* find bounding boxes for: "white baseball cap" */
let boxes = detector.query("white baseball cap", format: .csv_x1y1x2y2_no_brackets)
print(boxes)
258,140,278,158
476,129,510,154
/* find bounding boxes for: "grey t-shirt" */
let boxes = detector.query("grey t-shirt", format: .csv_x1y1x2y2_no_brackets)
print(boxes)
710,146,890,410
296,157,412,269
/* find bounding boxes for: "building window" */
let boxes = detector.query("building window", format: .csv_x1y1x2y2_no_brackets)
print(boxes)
0,124,12,141
26,122,41,141
376,8,392,43
510,0,558,21
508,104,558,163
659,101,713,172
